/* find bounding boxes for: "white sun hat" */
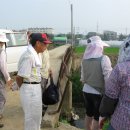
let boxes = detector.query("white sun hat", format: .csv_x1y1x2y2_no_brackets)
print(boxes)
0,32,9,42
88,36,109,47
83,36,109,59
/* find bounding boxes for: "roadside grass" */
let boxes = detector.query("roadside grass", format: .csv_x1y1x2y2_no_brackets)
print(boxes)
74,46,119,55
74,46,86,54
104,47,119,54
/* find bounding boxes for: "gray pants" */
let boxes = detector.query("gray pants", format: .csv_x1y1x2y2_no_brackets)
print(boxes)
0,82,6,115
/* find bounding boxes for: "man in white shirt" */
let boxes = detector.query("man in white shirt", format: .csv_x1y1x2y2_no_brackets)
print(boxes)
16,33,52,130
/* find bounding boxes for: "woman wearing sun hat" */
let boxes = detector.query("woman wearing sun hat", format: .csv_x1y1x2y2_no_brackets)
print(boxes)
0,32,12,128
80,36,112,130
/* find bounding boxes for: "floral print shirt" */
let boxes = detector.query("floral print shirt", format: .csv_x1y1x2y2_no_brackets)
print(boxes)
105,61,130,130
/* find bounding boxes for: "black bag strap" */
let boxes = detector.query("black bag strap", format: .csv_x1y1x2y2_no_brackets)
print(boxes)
44,74,54,89
50,73,54,85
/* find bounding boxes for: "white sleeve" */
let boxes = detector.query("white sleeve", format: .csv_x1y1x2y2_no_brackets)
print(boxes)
80,62,84,82
0,50,10,82
101,55,112,82
18,56,33,78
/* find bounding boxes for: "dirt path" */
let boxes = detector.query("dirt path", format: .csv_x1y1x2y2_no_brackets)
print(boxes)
1,88,24,130
1,88,81,130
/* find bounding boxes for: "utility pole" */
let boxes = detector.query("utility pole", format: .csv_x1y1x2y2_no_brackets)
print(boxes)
71,4,74,46
96,21,99,34
125,27,127,35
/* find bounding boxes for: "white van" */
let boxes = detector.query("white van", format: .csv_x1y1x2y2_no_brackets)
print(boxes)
0,29,28,73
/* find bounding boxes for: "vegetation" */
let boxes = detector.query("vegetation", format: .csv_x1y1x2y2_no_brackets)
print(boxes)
48,31,127,42
73,46,86,54
69,69,84,103
104,47,119,54
103,121,110,130
74,46,119,54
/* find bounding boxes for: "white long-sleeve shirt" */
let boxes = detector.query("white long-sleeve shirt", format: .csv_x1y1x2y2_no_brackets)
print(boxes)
81,55,112,94
0,49,10,82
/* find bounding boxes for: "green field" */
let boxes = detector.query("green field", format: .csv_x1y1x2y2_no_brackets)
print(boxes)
104,47,119,54
74,46,119,55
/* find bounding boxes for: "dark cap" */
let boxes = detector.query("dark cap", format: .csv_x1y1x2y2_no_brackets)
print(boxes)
30,33,52,44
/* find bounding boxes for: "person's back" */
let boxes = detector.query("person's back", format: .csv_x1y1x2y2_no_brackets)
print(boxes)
81,36,112,130
82,57,105,94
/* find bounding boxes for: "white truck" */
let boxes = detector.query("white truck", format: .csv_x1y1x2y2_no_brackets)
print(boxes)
0,29,28,73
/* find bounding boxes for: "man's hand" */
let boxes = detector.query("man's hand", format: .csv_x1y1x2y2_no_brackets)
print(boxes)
6,79,13,87
49,69,52,77
99,117,107,129
16,76,23,88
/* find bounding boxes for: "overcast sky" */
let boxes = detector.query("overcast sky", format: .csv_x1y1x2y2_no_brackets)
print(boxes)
1,0,130,34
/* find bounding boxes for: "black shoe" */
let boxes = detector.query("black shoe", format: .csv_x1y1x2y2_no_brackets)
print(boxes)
0,124,4,128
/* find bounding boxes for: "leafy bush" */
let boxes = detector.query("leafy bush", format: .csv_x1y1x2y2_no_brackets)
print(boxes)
69,69,84,103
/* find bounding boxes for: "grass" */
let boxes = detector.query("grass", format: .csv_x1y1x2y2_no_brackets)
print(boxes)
74,46,119,55
102,120,110,130
104,47,119,54
74,46,86,54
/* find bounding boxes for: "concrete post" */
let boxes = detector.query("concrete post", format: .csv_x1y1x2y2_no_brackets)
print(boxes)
61,81,72,118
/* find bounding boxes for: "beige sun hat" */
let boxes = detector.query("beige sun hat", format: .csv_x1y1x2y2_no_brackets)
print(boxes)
0,32,9,43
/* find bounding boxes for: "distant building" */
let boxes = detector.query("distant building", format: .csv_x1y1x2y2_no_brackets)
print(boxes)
27,27,54,34
103,31,117,40
79,39,88,46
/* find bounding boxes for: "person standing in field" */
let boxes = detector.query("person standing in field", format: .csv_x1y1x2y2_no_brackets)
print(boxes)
80,36,112,130
16,33,52,130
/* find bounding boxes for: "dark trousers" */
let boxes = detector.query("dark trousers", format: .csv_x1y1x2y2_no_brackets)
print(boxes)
83,92,102,121
41,78,48,116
